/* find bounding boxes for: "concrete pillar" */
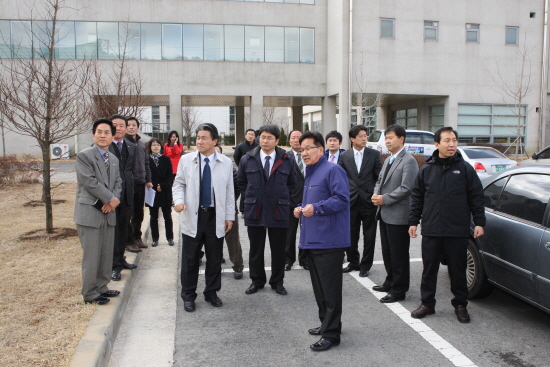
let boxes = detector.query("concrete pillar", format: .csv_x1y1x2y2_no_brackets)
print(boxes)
291,106,303,132
322,95,337,136
250,93,264,130
235,106,245,145
376,106,386,129
444,95,458,129
171,94,182,136
416,99,428,131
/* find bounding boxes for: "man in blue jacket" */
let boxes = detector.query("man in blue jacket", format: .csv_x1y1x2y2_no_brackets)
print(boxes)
295,131,350,352
238,125,296,296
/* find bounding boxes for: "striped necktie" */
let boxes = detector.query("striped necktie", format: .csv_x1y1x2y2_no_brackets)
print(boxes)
330,154,335,163
264,156,271,178
297,152,304,176
104,151,110,175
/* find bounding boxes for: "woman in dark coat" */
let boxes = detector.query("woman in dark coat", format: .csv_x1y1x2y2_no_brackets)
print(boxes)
147,138,174,247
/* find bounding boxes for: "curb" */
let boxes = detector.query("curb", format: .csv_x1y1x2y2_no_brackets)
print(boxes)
69,223,151,367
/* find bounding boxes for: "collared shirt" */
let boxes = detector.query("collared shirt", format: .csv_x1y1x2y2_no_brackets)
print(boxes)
390,146,405,162
353,147,365,172
260,149,276,176
199,151,216,207
114,138,124,153
96,145,109,159
292,149,302,166
328,150,341,164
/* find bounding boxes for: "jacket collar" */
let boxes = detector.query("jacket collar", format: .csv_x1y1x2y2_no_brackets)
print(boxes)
247,145,288,160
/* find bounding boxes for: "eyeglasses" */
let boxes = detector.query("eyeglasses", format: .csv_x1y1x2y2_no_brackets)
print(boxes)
151,143,161,147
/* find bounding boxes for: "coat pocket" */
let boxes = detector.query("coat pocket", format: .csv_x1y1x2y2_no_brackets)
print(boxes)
275,198,289,221
244,197,259,221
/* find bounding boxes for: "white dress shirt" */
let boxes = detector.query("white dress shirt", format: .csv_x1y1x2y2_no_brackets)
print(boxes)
260,149,276,176
353,147,365,173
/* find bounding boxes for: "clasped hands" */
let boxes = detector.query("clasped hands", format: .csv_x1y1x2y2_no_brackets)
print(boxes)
101,197,120,213
294,204,314,218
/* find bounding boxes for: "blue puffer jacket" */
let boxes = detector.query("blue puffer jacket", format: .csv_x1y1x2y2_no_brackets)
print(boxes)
238,146,296,228
298,156,351,250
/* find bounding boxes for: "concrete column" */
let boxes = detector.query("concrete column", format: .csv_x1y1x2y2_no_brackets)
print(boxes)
416,99,428,131
376,106,387,130
444,96,458,129
291,106,303,132
250,93,264,130
235,106,245,145
322,95,337,136
170,94,182,136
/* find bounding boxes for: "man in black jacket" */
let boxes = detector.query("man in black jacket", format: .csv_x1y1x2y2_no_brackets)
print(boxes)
409,127,485,323
234,128,258,213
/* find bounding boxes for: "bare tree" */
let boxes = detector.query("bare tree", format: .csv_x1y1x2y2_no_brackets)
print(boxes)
181,106,200,147
0,0,96,233
353,55,383,132
0,112,6,156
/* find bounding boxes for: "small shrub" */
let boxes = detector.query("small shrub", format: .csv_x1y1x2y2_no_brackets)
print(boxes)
0,154,43,185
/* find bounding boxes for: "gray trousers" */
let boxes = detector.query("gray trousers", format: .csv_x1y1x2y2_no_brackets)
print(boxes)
77,217,115,301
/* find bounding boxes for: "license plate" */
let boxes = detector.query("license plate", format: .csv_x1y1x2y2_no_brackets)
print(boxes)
495,165,506,172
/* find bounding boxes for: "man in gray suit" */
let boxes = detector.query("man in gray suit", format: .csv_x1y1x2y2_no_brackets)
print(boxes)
372,124,419,303
75,119,122,305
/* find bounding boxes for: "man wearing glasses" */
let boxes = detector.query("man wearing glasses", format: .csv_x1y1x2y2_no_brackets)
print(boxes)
238,125,296,296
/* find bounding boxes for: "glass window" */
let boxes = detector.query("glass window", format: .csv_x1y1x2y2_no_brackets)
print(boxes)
245,26,264,62
141,23,161,60
286,0,299,3
75,22,97,59
33,21,52,58
506,26,518,45
299,28,314,63
458,125,491,134
300,0,315,3
265,26,284,62
162,24,182,60
368,130,381,143
381,18,394,39
466,23,479,43
538,147,550,159
493,105,525,115
484,177,507,210
0,20,11,58
285,27,299,63
11,21,32,59
424,20,438,41
458,105,491,114
183,24,203,61
55,21,75,59
97,22,119,60
225,25,244,62
407,133,422,144
119,23,140,60
421,133,434,144
204,24,224,61
457,115,492,125
497,174,550,225
463,148,507,159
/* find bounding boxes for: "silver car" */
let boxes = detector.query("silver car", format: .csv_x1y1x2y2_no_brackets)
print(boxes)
458,146,518,180
520,145,550,165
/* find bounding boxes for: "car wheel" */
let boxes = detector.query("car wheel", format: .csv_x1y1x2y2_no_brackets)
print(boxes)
467,239,494,299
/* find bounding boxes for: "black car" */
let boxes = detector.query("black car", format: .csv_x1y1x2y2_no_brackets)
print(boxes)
467,165,550,314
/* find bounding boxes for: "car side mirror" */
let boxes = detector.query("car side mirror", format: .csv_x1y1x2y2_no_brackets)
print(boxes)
532,152,538,159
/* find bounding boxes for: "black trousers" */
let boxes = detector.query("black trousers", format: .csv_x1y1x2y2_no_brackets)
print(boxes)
224,212,244,272
307,248,345,342
285,209,307,266
247,226,287,287
128,183,146,242
149,205,174,242
347,200,377,271
180,209,223,302
420,236,469,309
113,197,132,270
379,219,410,296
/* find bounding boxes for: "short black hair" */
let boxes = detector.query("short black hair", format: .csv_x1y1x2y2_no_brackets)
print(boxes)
325,130,343,143
289,129,303,137
214,144,223,154
196,123,219,141
299,131,325,149
349,125,368,139
434,126,458,143
147,138,164,154
109,114,128,126
245,128,255,135
384,124,407,143
93,119,116,135
127,116,140,127
258,125,280,140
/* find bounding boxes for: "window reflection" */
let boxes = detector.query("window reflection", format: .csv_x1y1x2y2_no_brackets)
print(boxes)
265,27,284,62
0,21,11,58
285,27,299,63
97,22,119,60
141,23,161,60
55,21,75,59
75,22,97,59
11,21,32,59
33,21,52,58
120,23,140,60
224,25,244,62
245,26,264,62
204,25,223,61
162,24,182,60
183,24,203,60
300,28,314,63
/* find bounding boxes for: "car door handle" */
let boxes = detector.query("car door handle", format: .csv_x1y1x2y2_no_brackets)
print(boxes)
546,242,550,250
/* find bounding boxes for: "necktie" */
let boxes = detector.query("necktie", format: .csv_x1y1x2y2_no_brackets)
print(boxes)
117,141,123,154
264,156,271,178
297,152,304,176
330,154,335,163
389,155,396,164
201,157,211,208
356,152,362,172
104,151,110,175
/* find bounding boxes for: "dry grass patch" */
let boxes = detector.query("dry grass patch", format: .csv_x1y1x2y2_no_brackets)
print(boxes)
0,183,95,367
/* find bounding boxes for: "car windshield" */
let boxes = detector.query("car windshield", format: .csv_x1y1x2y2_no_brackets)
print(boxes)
463,148,507,159
368,130,381,142
406,133,422,144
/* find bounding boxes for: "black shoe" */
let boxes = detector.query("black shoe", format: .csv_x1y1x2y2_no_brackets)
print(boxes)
122,261,137,270
310,338,340,352
205,295,223,307
101,290,120,297
285,263,292,271
234,271,243,279
85,295,110,305
373,285,391,292
455,305,470,323
359,270,369,277
308,326,322,336
111,269,121,281
302,263,310,271
151,241,159,247
245,284,263,294
184,300,196,312
221,257,226,264
343,265,359,273
380,294,405,303
168,239,174,246
272,285,287,295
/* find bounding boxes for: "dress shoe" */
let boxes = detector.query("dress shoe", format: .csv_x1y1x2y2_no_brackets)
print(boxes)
411,305,435,319
455,305,470,323
380,294,405,303
342,265,359,273
85,295,110,305
310,338,340,352
301,263,310,271
101,290,120,297
373,285,390,292
205,295,223,307
245,284,263,294
272,285,287,295
221,257,226,264
111,269,121,281
122,260,137,270
359,270,369,277
126,243,142,253
308,326,322,336
135,238,148,248
168,239,175,246
184,300,196,312
151,241,159,247
285,263,292,271
234,271,243,279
